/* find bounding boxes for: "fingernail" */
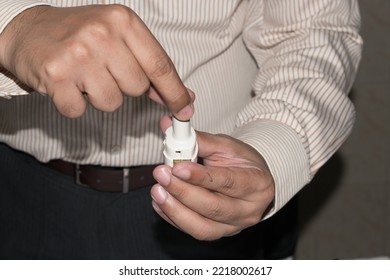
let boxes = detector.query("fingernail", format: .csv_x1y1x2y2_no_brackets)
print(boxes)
187,88,196,102
176,103,194,121
152,185,168,204
154,167,171,186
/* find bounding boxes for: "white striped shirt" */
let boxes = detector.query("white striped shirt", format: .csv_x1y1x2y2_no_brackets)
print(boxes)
0,0,363,216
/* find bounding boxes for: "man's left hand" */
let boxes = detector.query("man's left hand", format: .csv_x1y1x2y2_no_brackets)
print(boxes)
151,117,275,240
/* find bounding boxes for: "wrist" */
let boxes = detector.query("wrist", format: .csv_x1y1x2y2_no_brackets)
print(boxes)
0,6,50,69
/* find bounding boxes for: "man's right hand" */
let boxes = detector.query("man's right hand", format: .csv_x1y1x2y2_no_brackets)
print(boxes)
0,5,193,119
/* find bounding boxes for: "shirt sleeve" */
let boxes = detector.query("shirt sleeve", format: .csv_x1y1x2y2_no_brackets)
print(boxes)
0,0,52,98
233,0,363,218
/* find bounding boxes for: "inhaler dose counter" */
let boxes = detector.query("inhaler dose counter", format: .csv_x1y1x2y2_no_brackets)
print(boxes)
163,117,198,167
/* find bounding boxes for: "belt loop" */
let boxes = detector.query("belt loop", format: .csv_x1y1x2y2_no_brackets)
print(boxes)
122,168,130,193
75,163,82,185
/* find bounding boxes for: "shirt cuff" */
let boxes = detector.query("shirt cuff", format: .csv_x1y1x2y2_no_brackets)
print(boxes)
0,71,30,98
231,119,310,219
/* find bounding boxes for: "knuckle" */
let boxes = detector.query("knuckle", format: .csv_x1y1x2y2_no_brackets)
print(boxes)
67,40,92,61
137,76,151,93
104,4,139,32
244,213,262,227
241,205,263,227
80,22,111,45
41,58,64,81
106,4,134,24
222,170,235,190
149,54,174,79
205,201,223,220
34,79,47,94
128,77,151,97
170,185,188,200
100,90,123,112
57,102,85,118
192,227,216,241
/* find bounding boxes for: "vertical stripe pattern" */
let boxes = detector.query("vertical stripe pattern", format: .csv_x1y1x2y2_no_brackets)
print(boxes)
0,0,362,215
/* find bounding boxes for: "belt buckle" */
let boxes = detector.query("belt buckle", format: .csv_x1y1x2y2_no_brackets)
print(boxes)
75,164,130,193
122,168,130,194
75,164,87,187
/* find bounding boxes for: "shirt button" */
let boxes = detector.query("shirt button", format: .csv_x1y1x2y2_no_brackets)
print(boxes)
111,145,121,154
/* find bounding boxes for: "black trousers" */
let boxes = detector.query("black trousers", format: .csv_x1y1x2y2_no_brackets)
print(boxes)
0,143,297,260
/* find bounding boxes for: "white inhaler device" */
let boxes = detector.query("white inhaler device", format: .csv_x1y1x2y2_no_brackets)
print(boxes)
163,117,198,167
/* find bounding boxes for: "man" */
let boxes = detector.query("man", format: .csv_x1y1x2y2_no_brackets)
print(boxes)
0,0,363,259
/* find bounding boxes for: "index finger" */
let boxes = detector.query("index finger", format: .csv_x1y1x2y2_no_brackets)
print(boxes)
123,12,193,120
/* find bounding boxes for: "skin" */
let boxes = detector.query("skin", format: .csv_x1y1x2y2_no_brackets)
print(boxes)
151,116,275,241
0,4,275,240
0,5,193,120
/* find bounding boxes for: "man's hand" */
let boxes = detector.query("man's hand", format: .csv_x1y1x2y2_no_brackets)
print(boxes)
151,116,275,241
0,5,193,119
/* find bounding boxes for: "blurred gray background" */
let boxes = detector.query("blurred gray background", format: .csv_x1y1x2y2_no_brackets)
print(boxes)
295,0,390,259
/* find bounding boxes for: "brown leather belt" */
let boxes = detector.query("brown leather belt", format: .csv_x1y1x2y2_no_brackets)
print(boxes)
46,160,158,193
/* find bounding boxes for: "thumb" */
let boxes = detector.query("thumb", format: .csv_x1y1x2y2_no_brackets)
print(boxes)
196,131,229,159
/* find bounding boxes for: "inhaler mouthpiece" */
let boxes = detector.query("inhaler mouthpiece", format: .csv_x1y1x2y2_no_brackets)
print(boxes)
163,117,198,166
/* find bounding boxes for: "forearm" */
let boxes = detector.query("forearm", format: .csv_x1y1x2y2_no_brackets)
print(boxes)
237,0,363,216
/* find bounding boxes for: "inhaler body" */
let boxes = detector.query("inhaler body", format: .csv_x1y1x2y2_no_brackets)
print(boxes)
163,118,198,166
